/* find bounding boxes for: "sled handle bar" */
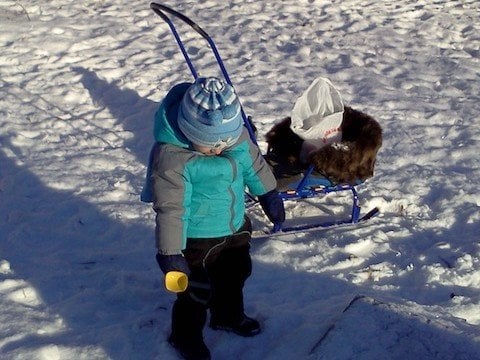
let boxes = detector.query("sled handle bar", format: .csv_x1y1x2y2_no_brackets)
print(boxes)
150,3,257,143
150,2,211,80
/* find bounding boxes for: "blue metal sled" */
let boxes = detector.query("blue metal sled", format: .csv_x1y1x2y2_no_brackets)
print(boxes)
150,3,379,236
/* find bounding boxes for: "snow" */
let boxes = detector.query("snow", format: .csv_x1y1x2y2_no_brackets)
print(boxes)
1,0,479,359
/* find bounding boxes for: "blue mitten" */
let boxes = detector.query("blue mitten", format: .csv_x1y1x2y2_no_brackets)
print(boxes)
155,253,190,276
258,190,285,226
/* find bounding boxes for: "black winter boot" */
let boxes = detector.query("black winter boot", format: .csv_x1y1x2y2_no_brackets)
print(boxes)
168,334,211,360
210,314,261,337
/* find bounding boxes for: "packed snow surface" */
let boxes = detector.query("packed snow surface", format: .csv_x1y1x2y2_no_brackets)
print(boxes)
1,0,479,359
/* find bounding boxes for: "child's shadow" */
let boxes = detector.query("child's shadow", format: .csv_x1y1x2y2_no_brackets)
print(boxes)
0,140,173,359
72,66,160,165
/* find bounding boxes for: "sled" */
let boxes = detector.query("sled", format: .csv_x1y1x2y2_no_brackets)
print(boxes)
150,3,379,236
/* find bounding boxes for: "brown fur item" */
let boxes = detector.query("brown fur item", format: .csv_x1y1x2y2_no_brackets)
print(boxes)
264,106,382,185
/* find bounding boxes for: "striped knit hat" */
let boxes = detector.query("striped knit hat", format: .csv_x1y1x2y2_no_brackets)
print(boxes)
178,77,243,148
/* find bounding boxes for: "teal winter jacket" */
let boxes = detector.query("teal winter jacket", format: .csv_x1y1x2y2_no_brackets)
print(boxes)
150,83,277,255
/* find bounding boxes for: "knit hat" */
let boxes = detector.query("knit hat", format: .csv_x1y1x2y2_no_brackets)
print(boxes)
178,77,243,148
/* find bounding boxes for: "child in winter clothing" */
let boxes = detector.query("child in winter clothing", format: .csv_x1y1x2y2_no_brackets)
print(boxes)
147,77,285,360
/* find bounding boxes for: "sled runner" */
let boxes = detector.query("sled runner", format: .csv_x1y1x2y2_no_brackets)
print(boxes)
149,3,379,235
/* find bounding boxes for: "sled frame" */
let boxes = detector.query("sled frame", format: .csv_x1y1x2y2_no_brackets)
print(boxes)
150,2,377,235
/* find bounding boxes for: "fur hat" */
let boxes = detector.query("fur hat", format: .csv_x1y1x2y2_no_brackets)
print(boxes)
178,77,243,148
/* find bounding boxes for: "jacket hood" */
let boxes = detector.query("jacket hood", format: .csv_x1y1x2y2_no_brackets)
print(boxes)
153,82,192,148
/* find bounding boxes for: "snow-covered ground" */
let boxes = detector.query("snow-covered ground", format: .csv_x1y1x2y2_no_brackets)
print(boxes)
1,0,479,359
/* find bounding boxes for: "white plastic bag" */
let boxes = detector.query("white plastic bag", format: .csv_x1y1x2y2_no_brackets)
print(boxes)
291,77,344,150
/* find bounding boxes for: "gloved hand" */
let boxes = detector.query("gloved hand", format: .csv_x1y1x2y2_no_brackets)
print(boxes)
155,253,190,276
258,189,285,226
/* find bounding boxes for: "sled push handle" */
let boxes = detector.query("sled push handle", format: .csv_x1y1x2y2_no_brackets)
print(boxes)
150,3,257,143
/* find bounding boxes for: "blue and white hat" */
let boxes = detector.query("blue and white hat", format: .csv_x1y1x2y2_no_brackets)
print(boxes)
178,77,243,148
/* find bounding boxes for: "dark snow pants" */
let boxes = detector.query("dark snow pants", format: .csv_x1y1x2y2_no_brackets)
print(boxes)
170,217,253,342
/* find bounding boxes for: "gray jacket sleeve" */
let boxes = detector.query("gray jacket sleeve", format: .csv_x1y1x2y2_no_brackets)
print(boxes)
151,143,192,255
240,130,277,195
